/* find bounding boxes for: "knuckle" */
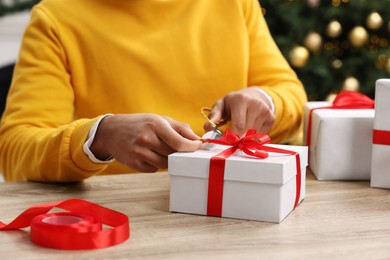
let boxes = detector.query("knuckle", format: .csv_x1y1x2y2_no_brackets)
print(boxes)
138,133,150,143
145,114,162,128
182,122,191,129
234,121,245,132
135,132,153,146
227,92,247,102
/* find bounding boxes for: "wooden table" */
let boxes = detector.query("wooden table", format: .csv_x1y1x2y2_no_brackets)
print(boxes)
1,171,390,259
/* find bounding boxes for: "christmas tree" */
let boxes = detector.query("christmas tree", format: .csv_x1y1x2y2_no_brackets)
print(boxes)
0,0,38,17
260,0,390,101
1,0,389,101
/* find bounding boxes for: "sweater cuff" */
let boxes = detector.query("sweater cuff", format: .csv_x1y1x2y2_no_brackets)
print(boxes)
83,114,115,163
254,87,275,114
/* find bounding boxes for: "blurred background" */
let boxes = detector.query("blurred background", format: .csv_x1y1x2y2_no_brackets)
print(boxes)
0,0,389,111
261,0,389,101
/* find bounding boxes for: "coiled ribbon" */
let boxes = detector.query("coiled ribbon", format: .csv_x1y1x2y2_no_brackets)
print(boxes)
306,90,375,147
0,198,130,250
202,129,302,217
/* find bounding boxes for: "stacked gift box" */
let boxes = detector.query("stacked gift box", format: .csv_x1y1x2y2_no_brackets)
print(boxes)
303,92,375,180
304,79,390,186
371,79,390,189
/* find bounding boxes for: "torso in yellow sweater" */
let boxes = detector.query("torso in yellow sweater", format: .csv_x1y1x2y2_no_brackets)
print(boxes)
0,0,307,181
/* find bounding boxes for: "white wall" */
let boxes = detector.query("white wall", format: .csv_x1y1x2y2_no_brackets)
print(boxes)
0,11,30,67
0,11,30,181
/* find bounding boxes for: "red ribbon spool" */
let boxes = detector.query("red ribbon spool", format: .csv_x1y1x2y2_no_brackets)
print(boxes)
0,199,130,250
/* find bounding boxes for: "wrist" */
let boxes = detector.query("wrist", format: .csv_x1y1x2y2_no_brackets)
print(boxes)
84,114,115,163
90,115,113,160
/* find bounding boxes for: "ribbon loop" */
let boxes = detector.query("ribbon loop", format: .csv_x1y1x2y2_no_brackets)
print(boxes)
202,128,271,159
333,90,375,108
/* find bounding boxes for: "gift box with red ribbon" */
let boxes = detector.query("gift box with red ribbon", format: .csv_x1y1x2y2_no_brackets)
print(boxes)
371,79,390,189
303,91,375,180
168,129,307,223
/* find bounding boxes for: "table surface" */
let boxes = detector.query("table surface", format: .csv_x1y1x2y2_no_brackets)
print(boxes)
0,171,389,259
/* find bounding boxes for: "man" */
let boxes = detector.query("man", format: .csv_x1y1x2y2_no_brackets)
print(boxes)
0,0,307,182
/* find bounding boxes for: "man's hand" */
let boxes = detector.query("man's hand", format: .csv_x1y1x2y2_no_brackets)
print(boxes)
204,87,275,137
90,114,202,172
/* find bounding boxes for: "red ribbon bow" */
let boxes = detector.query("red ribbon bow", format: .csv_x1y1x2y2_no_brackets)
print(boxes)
203,129,302,217
0,199,130,250
306,90,375,147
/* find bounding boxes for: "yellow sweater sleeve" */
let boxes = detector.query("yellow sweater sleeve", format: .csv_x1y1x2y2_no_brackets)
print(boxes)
0,8,109,181
244,0,307,143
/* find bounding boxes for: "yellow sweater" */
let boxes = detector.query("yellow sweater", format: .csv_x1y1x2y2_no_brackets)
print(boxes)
0,0,307,181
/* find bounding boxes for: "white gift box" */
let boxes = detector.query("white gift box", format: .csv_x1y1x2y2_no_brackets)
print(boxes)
371,79,390,189
304,102,374,180
168,144,307,223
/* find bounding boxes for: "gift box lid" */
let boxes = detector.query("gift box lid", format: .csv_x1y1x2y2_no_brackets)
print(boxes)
169,144,308,185
305,102,374,118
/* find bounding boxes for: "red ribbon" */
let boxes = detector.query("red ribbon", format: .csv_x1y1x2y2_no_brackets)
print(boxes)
0,198,130,250
202,129,302,217
373,130,390,146
306,90,375,147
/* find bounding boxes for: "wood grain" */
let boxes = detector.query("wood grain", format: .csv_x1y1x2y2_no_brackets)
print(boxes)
0,171,390,259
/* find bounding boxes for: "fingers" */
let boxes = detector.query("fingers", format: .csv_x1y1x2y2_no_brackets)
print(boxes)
98,114,202,173
229,95,247,136
163,116,200,141
254,108,274,133
157,117,202,152
213,88,275,136
133,130,176,156
128,145,169,171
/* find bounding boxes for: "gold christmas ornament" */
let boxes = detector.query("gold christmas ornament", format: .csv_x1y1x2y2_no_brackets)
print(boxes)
304,32,323,52
375,55,388,70
349,26,368,48
342,77,360,91
326,20,342,38
325,93,337,102
289,46,310,68
307,0,320,8
332,59,343,69
366,12,383,30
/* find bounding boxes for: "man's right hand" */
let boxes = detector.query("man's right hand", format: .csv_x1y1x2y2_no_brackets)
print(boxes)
90,114,202,172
